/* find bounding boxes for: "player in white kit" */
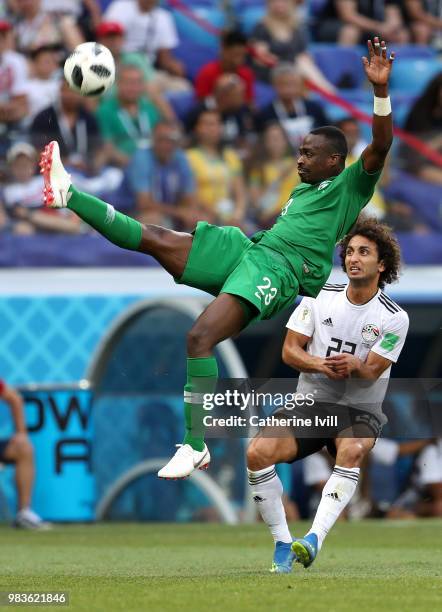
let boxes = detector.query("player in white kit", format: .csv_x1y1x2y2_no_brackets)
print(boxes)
246,217,409,573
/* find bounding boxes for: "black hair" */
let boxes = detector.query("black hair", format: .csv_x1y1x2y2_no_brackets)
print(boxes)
221,29,248,47
310,125,348,163
339,216,401,289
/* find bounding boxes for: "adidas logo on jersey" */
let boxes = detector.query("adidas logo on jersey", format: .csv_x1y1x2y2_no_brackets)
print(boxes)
253,495,265,502
322,317,333,327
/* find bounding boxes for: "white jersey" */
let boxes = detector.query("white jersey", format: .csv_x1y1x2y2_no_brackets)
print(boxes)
286,283,409,412
104,2,179,60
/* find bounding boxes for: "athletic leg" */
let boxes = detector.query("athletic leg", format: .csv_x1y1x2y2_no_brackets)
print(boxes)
246,431,298,573
293,436,375,567
3,434,34,510
158,293,252,478
40,141,193,278
2,434,49,529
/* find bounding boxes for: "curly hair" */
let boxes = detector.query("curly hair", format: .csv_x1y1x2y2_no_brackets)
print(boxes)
339,217,401,289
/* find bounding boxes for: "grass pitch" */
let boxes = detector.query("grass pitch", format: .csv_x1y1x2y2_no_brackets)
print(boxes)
0,521,441,612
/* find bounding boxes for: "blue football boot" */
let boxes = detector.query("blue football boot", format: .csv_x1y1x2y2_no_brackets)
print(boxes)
291,533,318,568
270,541,297,574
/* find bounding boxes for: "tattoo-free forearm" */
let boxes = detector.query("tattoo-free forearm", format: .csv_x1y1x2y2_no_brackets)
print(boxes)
282,344,325,374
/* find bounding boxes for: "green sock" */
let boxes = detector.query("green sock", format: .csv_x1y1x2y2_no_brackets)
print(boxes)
67,185,142,251
183,356,218,452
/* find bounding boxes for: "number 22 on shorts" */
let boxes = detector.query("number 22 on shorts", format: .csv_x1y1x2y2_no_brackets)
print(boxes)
255,276,278,306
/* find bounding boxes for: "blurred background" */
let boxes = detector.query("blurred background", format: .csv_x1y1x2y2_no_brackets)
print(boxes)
0,0,441,526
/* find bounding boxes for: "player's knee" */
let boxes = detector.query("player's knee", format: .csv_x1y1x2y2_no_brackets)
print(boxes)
141,224,174,252
246,439,274,471
187,325,214,356
337,441,365,467
11,434,33,460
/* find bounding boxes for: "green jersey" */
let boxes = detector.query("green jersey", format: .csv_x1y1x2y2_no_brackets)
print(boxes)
256,157,382,297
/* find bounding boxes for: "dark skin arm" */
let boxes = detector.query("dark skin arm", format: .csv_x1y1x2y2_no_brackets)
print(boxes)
361,37,395,173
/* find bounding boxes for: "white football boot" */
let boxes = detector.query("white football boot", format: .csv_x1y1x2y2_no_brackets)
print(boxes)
14,508,52,531
39,141,72,208
158,443,210,479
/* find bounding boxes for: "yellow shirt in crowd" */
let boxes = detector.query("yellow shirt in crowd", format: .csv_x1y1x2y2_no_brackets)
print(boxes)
186,147,242,213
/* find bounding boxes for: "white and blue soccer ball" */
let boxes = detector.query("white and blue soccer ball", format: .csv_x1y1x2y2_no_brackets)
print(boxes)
64,42,115,97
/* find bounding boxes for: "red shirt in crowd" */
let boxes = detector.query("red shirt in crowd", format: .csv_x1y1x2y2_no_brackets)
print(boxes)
195,61,255,103
0,380,4,394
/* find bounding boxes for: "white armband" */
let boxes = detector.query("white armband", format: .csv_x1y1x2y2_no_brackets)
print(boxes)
374,96,391,116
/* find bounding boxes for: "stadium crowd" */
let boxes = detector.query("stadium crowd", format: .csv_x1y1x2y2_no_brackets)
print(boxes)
0,0,441,264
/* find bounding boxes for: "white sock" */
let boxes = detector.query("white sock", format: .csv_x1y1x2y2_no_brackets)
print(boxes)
248,465,292,544
307,465,360,551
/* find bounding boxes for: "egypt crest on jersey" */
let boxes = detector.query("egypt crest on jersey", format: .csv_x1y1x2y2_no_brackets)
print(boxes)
361,323,380,344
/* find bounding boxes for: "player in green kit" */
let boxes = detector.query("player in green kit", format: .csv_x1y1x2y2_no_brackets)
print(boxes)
40,37,395,479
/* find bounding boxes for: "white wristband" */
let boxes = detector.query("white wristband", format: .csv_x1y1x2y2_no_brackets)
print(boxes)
374,96,391,116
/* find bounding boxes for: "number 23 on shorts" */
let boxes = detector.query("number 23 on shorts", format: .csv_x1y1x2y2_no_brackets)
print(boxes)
255,276,278,306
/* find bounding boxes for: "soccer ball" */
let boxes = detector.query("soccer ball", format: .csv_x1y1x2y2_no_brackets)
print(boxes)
64,42,115,96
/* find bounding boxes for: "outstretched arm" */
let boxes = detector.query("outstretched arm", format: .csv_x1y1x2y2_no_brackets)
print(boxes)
361,37,395,173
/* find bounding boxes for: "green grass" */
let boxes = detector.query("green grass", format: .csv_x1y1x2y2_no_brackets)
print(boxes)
0,521,441,612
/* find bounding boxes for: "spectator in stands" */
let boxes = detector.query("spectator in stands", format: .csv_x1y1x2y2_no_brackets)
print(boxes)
1,142,81,234
185,74,255,156
367,438,442,518
386,440,442,518
195,30,255,106
336,116,387,218
401,73,442,186
404,72,442,136
104,0,187,90
250,0,334,92
23,44,61,126
248,121,299,228
11,0,84,53
404,0,442,45
0,380,50,529
0,20,29,154
316,0,409,45
255,63,328,151
42,0,102,40
30,78,125,200
186,109,247,227
31,80,107,172
126,120,200,229
96,63,161,166
96,20,175,120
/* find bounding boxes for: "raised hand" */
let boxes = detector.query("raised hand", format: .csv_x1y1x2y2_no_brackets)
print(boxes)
362,37,395,87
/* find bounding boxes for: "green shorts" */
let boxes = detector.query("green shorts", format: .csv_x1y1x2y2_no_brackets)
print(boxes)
176,222,300,323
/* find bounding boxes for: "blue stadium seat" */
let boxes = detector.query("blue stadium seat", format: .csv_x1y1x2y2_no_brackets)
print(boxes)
166,90,196,120
170,7,225,48
309,45,365,88
383,171,442,231
308,0,328,17
254,81,275,109
340,89,371,105
238,6,265,35
393,45,437,60
389,59,441,93
174,42,219,80
231,0,267,8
